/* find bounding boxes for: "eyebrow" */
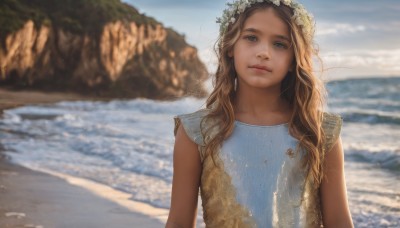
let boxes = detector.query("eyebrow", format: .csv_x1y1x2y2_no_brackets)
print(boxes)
243,28,291,42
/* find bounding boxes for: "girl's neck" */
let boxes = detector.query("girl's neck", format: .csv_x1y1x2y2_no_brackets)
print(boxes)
233,86,292,125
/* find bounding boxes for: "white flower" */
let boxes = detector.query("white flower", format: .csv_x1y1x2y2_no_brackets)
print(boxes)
217,0,315,43
295,16,303,26
271,0,280,6
238,3,247,13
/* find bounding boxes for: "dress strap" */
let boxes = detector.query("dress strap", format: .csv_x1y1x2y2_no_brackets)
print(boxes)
174,109,210,161
322,112,343,153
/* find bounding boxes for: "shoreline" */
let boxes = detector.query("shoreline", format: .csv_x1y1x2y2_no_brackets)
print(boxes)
0,88,167,227
0,159,165,228
0,88,92,113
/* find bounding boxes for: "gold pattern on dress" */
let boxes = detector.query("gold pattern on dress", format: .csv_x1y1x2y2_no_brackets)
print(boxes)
201,154,257,228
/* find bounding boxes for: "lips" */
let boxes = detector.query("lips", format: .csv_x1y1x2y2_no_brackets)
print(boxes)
249,64,272,72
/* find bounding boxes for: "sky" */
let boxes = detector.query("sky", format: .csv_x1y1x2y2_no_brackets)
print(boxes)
124,0,400,80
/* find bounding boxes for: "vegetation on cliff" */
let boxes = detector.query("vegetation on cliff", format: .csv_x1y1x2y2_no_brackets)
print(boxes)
0,0,157,42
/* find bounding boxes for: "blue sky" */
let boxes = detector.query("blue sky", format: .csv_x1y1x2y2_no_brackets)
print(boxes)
124,0,400,79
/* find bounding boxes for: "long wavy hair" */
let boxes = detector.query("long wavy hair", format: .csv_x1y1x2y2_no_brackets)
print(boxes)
202,2,327,186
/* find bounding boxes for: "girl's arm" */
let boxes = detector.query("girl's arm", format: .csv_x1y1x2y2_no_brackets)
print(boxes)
166,125,202,228
320,136,354,228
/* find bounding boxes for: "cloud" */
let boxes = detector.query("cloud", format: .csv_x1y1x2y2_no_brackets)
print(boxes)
124,0,217,9
321,49,400,76
368,21,400,32
315,20,400,50
316,23,366,36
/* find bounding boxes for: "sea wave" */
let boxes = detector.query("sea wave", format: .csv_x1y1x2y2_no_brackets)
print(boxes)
54,96,206,115
329,97,400,107
345,147,400,173
341,111,400,125
328,107,400,125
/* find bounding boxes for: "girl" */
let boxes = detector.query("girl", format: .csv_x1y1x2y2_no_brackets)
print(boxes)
167,0,353,227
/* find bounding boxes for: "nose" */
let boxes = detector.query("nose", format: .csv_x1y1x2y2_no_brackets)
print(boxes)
256,44,270,60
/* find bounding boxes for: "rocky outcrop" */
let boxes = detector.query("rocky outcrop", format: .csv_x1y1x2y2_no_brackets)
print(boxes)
0,0,208,99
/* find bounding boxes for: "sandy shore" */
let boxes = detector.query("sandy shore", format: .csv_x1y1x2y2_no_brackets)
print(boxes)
0,88,166,227
0,88,90,113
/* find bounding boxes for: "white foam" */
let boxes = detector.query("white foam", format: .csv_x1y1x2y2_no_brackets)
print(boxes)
5,212,26,219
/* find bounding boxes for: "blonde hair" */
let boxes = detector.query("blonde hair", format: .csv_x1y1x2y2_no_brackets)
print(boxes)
202,2,326,186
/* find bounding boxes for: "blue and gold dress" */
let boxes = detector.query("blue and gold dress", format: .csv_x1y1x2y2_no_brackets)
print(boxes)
174,109,342,227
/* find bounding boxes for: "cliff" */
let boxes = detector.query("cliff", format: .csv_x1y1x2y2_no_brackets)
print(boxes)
0,0,208,99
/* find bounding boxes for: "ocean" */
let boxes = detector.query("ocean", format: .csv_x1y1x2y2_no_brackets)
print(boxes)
1,77,399,227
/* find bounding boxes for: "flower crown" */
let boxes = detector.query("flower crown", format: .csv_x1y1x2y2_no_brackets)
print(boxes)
216,0,315,42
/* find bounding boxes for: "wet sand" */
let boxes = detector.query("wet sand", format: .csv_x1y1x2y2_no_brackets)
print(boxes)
0,88,88,113
0,88,165,227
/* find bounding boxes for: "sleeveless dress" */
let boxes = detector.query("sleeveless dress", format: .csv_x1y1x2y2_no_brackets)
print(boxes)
174,109,342,228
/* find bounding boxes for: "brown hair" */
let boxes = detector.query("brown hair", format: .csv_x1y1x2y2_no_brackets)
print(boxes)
202,2,326,186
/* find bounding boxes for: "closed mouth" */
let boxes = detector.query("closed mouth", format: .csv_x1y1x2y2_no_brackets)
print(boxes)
249,65,272,72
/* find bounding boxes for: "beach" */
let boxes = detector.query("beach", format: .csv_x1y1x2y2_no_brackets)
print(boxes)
0,88,166,228
1,77,399,227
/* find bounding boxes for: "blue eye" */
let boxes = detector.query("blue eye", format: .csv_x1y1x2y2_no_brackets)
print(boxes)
244,35,257,42
274,42,288,49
